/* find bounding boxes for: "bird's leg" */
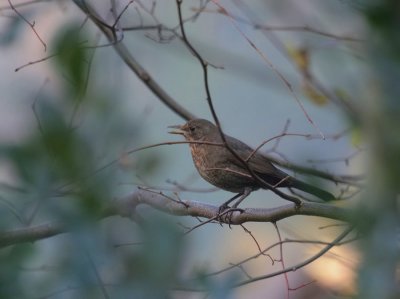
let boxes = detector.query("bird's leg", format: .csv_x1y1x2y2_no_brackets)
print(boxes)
218,193,242,215
232,187,252,208
218,188,252,225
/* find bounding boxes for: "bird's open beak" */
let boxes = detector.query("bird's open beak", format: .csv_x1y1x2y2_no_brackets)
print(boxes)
168,124,185,135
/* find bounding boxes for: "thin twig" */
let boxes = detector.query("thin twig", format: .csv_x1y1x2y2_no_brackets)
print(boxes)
112,0,134,29
195,7,363,42
7,0,47,51
15,53,58,72
273,222,290,299
240,224,274,264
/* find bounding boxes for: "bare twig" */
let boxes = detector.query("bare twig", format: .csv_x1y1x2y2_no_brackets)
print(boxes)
112,0,134,29
7,0,47,51
15,53,58,72
273,222,290,298
243,225,275,266
246,132,313,163
307,148,365,165
195,7,362,42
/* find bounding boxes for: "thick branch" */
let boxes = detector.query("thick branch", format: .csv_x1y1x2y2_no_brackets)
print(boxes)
0,188,351,248
0,222,65,248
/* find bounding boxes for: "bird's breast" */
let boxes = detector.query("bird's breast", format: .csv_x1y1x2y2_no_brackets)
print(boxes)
189,143,210,171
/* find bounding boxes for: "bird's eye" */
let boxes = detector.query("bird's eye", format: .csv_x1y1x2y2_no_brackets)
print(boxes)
189,126,196,132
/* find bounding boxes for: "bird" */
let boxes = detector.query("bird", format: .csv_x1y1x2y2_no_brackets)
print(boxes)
169,119,335,208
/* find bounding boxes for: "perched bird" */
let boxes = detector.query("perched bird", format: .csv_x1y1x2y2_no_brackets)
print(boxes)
169,119,335,207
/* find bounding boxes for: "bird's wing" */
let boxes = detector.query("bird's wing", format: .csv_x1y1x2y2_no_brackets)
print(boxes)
226,135,291,182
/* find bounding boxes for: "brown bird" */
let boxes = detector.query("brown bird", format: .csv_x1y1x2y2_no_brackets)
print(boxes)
169,119,335,208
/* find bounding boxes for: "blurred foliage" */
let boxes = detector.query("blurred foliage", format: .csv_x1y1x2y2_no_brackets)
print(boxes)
287,46,329,106
125,218,184,298
0,244,36,298
0,18,176,298
364,0,400,55
355,0,400,299
53,25,88,95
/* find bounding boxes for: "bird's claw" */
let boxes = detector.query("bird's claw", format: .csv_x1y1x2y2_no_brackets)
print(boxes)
218,203,230,215
217,205,244,227
294,200,303,211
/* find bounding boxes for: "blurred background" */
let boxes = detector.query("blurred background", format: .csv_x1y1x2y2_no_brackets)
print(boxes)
0,0,398,298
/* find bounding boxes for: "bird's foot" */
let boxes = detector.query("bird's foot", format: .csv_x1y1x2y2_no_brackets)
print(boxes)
217,205,244,227
294,200,303,211
217,203,230,216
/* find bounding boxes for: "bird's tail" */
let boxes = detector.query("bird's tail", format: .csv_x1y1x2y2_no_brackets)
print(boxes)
291,179,335,201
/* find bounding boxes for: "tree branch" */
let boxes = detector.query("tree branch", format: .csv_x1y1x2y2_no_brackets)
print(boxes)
0,222,65,248
0,188,351,248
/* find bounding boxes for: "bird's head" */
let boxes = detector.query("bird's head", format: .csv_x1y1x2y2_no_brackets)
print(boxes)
168,119,217,141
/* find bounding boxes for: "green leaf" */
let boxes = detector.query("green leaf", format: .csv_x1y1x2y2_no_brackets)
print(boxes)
53,24,88,94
